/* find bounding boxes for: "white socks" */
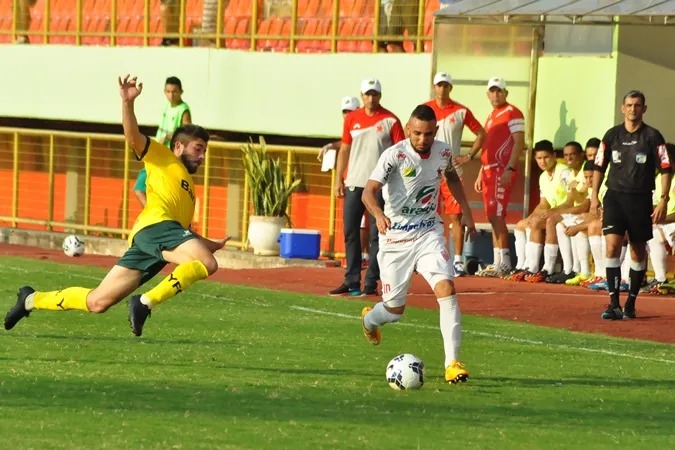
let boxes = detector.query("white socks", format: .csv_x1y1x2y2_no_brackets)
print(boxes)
543,243,559,273
589,235,604,277
493,248,501,267
437,295,461,366
364,302,401,331
514,229,527,270
500,249,512,269
555,223,573,274
526,242,543,273
574,232,591,275
648,234,668,282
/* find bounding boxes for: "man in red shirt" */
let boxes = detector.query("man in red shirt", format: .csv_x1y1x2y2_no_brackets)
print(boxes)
425,71,486,276
459,76,525,275
331,78,406,296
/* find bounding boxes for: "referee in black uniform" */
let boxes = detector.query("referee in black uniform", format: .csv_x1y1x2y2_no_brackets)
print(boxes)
590,90,672,320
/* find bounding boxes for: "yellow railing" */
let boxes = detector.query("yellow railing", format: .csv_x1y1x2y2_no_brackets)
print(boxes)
0,127,345,258
4,0,436,53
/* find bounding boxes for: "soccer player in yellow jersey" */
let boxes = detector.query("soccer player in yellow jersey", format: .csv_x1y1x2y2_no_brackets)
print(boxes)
508,140,572,282
4,75,228,337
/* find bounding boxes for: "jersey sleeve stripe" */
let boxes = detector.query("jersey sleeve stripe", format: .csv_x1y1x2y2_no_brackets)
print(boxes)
136,136,152,161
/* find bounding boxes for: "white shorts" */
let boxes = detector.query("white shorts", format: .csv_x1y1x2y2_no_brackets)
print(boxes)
655,222,675,248
378,228,452,308
561,213,582,227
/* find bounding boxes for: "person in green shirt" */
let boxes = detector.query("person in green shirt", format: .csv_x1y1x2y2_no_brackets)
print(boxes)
134,76,192,207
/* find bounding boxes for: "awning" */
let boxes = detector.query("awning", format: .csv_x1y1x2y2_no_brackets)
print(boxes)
434,0,675,25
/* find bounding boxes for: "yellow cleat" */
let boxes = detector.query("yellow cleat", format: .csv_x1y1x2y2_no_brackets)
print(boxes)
565,273,590,286
445,360,469,384
361,306,381,345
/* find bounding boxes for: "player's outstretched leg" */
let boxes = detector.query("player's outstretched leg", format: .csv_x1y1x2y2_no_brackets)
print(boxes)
4,286,35,330
361,302,402,345
128,260,209,337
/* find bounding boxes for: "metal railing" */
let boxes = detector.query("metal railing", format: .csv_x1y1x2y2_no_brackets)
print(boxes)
3,0,436,53
0,127,345,257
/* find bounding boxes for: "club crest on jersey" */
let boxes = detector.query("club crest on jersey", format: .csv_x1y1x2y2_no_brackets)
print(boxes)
612,150,621,164
635,153,647,164
396,151,407,160
440,148,451,158
402,167,417,177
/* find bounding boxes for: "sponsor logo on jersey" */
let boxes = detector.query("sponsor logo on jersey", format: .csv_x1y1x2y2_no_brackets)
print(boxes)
390,218,436,232
658,144,671,168
402,167,417,177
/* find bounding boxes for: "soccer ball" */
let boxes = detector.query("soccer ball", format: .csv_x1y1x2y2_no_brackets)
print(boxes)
386,353,425,391
62,234,85,257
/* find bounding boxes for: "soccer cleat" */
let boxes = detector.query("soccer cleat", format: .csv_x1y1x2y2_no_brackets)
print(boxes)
360,306,381,345
508,270,530,282
453,261,466,277
4,286,35,330
525,270,548,283
329,283,362,297
580,276,604,288
128,295,151,337
622,306,636,319
546,272,576,284
588,280,607,290
641,279,665,294
566,273,591,286
601,304,623,320
476,264,509,278
445,360,469,384
657,280,675,295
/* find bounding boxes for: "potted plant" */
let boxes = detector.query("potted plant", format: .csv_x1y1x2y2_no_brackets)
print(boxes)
241,137,302,256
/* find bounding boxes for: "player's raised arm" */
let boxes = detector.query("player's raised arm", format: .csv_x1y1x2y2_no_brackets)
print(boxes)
118,74,148,158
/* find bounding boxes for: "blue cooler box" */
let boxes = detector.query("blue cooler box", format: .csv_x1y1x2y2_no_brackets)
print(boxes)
279,228,321,259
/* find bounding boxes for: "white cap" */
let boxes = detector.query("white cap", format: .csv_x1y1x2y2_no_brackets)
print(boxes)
341,96,360,112
433,72,453,85
487,76,507,91
360,78,382,94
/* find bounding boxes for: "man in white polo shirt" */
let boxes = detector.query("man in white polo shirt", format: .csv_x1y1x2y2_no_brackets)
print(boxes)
330,78,406,297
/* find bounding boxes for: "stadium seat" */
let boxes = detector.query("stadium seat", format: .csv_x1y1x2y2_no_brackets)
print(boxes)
298,0,322,18
336,17,356,52
356,17,374,53
226,17,250,49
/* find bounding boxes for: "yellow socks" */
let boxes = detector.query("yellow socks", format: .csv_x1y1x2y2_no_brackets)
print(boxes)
32,287,92,312
142,260,209,308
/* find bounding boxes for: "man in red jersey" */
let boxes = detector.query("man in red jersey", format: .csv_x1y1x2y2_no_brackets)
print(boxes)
425,71,486,276
467,76,525,276
331,78,406,297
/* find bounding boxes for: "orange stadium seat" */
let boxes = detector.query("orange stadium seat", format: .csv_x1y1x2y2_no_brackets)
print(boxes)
319,0,334,17
274,17,303,52
226,17,250,49
339,0,355,17
356,17,373,53
336,17,356,52
298,0,322,18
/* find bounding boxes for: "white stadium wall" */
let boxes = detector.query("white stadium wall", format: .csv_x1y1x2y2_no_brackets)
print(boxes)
2,45,432,138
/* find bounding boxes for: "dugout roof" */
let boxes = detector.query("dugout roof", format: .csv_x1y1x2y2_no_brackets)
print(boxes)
435,0,675,25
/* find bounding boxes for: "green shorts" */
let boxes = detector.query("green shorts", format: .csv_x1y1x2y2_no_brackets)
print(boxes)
117,220,197,286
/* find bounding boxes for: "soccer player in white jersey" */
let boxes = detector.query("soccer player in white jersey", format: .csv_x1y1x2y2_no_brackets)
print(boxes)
360,104,477,384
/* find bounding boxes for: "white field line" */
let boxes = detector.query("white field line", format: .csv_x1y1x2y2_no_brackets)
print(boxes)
290,306,675,365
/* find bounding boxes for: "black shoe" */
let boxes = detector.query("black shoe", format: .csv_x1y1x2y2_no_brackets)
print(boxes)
128,295,151,337
4,286,34,330
546,271,575,284
328,284,362,296
363,286,379,296
601,304,623,320
160,37,179,46
622,307,636,319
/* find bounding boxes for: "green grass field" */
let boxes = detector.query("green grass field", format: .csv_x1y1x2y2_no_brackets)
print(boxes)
1,256,674,449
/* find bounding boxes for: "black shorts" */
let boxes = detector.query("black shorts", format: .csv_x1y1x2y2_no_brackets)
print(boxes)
601,189,653,243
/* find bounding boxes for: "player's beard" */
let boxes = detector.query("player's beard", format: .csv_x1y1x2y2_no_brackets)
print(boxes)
180,155,200,174
411,139,432,155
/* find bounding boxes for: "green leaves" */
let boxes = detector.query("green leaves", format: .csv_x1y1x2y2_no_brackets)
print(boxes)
241,137,302,218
